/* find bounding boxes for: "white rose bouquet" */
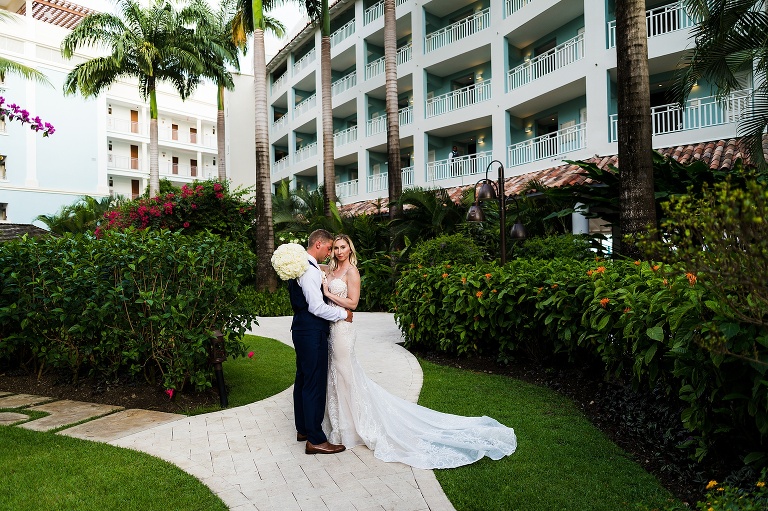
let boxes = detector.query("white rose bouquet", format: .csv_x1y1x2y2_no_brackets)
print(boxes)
271,243,309,281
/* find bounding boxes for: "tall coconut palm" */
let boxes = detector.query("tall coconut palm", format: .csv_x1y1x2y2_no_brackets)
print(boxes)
384,0,402,223
674,0,768,169
615,0,657,257
62,0,207,197
0,11,50,85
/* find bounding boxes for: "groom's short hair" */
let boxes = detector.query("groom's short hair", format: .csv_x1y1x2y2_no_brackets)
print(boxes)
308,229,334,247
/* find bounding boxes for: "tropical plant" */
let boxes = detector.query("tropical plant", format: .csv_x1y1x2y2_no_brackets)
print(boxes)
389,187,467,242
675,0,768,170
61,0,211,197
384,0,402,223
35,195,118,235
273,182,343,243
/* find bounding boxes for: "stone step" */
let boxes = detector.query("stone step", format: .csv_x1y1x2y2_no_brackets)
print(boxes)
61,409,184,442
19,399,123,432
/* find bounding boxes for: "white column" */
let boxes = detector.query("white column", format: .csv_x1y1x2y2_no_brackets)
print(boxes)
24,80,38,187
584,0,613,157
572,202,589,234
411,5,427,187
490,0,508,168
95,97,109,195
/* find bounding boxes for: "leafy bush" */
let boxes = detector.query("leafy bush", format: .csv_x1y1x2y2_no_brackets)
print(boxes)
409,233,484,267
512,234,595,260
239,285,292,317
0,230,256,391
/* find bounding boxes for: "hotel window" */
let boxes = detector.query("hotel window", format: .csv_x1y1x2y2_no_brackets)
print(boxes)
0,203,7,221
0,155,6,180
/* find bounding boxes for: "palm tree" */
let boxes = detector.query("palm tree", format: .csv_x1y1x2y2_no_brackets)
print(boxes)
0,11,50,85
614,0,657,257
61,0,207,197
674,0,768,169
389,187,466,243
36,195,119,235
384,0,402,223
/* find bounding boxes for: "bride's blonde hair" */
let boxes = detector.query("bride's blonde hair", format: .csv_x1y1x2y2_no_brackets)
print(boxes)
329,234,358,272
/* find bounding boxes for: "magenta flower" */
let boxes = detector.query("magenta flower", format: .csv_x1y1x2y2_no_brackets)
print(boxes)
248,351,254,358
165,389,174,399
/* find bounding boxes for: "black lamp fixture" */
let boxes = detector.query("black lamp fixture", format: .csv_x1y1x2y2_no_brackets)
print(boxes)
466,159,527,264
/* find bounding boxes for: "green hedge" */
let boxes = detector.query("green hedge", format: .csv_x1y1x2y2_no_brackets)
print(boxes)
394,259,768,464
0,230,257,391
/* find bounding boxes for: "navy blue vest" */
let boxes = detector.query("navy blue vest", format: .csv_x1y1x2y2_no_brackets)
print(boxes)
289,261,330,333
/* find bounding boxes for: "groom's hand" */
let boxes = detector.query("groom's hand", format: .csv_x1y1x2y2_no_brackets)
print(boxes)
345,309,353,323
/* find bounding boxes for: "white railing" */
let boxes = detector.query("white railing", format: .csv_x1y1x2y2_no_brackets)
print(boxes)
107,154,141,171
402,166,414,186
608,2,696,48
271,73,288,95
272,155,290,174
272,114,288,132
0,35,25,54
426,150,493,182
505,0,534,16
294,93,317,119
507,33,584,90
364,1,384,25
295,142,318,163
397,43,412,65
426,79,492,118
334,125,358,147
164,162,199,178
368,172,388,192
366,56,385,80
159,127,199,145
292,48,316,76
331,19,355,48
507,122,587,167
425,7,490,53
332,72,357,97
608,90,752,141
399,105,413,125
107,116,145,135
367,115,387,136
336,179,359,199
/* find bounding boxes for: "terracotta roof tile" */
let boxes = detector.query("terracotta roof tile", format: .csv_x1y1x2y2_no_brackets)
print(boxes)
0,223,52,242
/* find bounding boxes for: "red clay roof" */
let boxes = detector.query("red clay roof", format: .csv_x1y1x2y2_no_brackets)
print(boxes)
338,137,754,216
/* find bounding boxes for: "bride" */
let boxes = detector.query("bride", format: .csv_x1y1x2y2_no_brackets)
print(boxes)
319,234,517,469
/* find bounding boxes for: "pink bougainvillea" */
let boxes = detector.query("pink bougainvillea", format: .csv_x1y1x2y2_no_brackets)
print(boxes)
0,96,55,136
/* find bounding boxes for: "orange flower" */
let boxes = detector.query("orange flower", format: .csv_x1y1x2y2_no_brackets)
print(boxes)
551,284,558,288
595,256,601,262
423,274,428,278
442,273,448,278
476,291,483,298
537,287,543,294
409,323,415,329
445,264,452,269
652,264,660,271
600,298,610,308
474,316,479,322
461,277,467,284
686,272,697,286
663,279,668,286
418,264,422,269
485,273,492,279
492,289,498,293
623,307,631,314
634,260,641,266
596,266,606,273
587,269,594,276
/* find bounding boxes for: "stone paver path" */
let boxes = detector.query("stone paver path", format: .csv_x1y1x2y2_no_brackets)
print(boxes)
0,411,29,425
62,409,184,442
0,393,51,408
19,399,123,432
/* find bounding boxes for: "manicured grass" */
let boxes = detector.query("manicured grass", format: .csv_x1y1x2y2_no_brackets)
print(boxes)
417,359,679,511
0,426,227,511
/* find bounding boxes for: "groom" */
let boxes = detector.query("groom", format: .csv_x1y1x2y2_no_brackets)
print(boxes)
289,229,352,455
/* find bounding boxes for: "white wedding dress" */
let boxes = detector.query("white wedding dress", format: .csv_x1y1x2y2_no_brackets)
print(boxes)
322,276,518,469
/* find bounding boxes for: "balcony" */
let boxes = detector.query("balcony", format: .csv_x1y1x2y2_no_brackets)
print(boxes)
363,0,408,26
292,48,316,76
507,122,587,167
426,79,491,118
399,105,413,126
424,7,490,54
397,43,412,65
272,155,290,175
158,128,216,149
294,93,317,119
336,179,359,199
332,72,357,97
507,33,584,91
366,107,413,136
107,116,145,135
107,154,141,171
331,19,355,48
295,142,318,163
426,150,493,182
608,2,695,48
367,167,416,192
271,72,288,95
505,0,534,16
165,162,199,178
334,125,358,147
402,165,414,186
272,114,288,132
609,90,752,141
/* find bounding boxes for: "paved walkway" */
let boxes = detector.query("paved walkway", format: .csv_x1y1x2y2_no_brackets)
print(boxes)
2,313,456,511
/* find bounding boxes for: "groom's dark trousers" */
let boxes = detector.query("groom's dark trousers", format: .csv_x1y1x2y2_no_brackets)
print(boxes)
289,278,330,445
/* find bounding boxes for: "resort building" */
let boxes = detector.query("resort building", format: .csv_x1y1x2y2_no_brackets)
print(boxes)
0,0,219,224
240,0,749,210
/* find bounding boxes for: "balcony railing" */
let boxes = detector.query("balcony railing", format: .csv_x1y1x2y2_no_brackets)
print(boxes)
402,165,414,186
424,7,490,53
336,179,359,199
426,150,493,182
608,2,696,48
365,56,385,80
272,155,290,175
367,167,415,192
294,93,317,119
331,19,355,48
505,0,534,16
334,125,358,147
399,105,413,125
508,122,587,167
331,72,356,97
107,154,141,171
609,90,752,141
165,162,199,178
364,0,408,26
366,107,413,136
271,73,288,95
158,127,215,148
295,142,318,163
507,33,584,90
272,114,288,132
107,116,145,135
292,48,316,76
397,43,412,65
426,79,492,118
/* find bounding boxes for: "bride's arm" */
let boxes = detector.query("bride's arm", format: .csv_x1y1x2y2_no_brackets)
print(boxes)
323,267,360,310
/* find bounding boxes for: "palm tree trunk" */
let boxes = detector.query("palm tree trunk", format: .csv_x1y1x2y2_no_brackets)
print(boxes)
149,83,160,197
253,17,277,291
217,84,227,180
384,0,402,223
320,0,335,217
615,0,656,257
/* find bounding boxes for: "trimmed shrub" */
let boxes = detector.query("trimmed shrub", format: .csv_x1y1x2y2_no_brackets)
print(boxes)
512,233,596,260
409,233,484,268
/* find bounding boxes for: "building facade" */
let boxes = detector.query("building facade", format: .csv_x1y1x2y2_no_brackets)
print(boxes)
0,0,219,225
249,0,749,207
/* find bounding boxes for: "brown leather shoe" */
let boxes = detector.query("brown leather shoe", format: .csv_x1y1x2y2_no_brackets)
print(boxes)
305,441,346,455
296,432,307,442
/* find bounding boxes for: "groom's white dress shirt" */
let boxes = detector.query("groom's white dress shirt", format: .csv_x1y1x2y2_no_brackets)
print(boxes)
298,254,347,322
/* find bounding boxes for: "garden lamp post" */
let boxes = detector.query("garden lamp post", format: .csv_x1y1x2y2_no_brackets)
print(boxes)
466,159,527,264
